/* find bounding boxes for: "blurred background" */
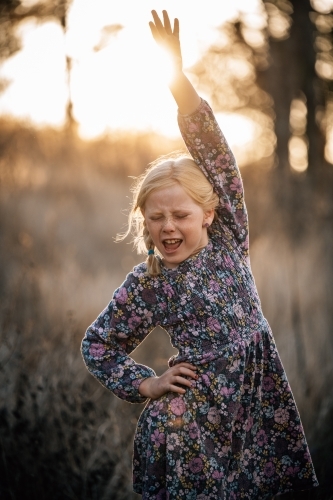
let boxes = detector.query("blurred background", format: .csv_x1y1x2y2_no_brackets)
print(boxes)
0,0,332,498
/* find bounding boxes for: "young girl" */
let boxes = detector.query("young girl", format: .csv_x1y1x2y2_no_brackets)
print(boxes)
81,11,318,500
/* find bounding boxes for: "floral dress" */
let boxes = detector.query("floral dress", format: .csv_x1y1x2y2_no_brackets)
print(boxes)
81,99,318,499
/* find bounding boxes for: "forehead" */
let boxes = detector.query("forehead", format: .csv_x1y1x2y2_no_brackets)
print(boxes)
144,183,201,212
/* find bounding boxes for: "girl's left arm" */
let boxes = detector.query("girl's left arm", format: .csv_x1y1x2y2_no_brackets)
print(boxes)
81,270,157,404
150,11,248,259
178,101,249,259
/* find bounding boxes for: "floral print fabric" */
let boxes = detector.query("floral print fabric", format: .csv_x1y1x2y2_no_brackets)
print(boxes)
81,99,318,499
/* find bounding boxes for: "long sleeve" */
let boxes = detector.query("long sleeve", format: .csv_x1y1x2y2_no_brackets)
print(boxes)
178,99,249,258
81,268,157,404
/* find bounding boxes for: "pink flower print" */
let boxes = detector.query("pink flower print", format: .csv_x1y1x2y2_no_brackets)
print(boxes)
286,466,300,476
256,429,268,447
236,406,244,420
229,358,241,373
128,315,141,329
264,461,275,477
253,470,261,486
209,280,220,292
245,416,253,431
162,283,174,298
242,448,252,466
175,459,183,476
274,408,289,425
150,401,164,417
151,429,165,448
143,309,153,323
227,471,237,483
233,303,244,319
189,122,199,133
207,407,221,425
132,378,142,389
263,376,275,391
167,432,180,451
212,470,224,479
189,457,203,473
253,331,261,344
223,254,233,268
207,317,221,333
170,397,186,416
220,386,235,397
225,275,234,286
230,177,243,193
293,439,303,452
89,343,105,358
189,422,200,439
202,374,210,387
116,287,128,304
215,154,227,169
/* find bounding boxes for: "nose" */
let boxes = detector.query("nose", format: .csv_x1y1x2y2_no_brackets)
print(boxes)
162,216,176,231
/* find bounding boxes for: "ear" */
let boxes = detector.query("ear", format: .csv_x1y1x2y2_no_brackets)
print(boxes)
203,209,215,226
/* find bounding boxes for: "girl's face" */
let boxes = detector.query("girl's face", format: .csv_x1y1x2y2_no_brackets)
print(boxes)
143,183,214,269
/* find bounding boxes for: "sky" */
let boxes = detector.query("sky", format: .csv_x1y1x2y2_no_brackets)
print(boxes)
0,0,265,153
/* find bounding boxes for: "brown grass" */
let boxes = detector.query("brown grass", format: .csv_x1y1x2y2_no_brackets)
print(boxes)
0,119,332,499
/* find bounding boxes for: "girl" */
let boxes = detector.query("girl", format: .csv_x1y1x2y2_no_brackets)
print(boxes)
81,11,318,500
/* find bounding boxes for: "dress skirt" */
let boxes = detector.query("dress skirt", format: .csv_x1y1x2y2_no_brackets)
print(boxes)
133,324,318,500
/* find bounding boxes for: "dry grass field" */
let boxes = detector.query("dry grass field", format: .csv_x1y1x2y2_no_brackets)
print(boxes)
0,119,332,499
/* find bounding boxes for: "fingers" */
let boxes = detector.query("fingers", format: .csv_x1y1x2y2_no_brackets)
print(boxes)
162,10,172,35
169,384,187,394
150,10,178,38
151,10,164,33
175,362,198,375
173,18,179,38
149,22,163,45
175,367,198,380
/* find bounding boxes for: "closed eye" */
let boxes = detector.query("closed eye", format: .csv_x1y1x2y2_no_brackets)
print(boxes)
149,216,164,221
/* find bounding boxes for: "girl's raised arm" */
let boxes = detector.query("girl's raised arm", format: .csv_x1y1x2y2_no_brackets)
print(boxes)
149,10,200,115
150,11,249,259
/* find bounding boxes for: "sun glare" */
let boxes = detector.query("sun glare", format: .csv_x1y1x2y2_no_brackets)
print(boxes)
0,0,265,147
0,20,68,127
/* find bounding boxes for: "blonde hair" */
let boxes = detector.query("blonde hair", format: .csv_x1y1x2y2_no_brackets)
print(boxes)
119,154,219,276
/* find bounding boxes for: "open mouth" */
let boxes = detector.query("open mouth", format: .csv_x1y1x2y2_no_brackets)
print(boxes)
162,239,182,252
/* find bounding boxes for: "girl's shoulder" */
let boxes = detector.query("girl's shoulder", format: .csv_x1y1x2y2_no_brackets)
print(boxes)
125,261,162,285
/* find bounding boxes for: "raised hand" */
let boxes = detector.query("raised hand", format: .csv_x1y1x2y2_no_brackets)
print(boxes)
138,362,198,399
149,10,182,72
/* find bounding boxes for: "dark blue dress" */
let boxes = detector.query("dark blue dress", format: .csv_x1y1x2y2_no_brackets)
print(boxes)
81,99,318,499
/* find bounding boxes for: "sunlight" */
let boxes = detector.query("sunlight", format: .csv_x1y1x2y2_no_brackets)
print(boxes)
324,100,333,164
289,98,307,135
289,136,308,172
0,0,266,145
215,110,274,166
0,20,68,127
311,0,333,14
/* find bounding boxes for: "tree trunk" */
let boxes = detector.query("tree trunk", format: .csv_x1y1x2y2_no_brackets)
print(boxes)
259,0,326,176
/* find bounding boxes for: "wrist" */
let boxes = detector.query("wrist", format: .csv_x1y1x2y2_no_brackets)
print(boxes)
138,376,156,398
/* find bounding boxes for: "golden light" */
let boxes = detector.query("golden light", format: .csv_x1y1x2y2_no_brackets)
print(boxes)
311,0,333,14
289,136,308,172
315,59,333,80
216,108,275,166
0,19,68,127
289,98,307,135
0,0,268,155
266,2,292,40
324,100,333,164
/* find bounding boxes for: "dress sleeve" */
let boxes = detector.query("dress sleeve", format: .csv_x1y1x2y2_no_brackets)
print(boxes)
178,98,249,258
81,270,157,404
